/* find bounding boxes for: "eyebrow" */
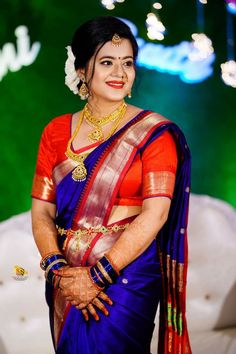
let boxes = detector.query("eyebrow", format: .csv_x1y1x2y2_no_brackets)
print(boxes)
99,55,134,60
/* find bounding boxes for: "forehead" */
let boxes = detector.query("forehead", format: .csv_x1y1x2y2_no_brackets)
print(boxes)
97,38,133,58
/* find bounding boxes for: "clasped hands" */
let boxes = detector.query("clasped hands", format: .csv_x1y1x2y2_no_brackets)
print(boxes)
53,266,113,321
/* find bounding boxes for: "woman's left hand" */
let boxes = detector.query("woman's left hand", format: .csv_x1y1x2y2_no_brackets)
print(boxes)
79,291,113,321
54,266,101,308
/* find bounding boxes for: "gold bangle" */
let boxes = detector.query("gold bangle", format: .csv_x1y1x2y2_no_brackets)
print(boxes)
45,259,68,280
87,268,105,291
97,261,113,284
93,266,105,285
40,251,63,270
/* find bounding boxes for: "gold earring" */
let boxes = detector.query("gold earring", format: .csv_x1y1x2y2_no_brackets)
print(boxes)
128,92,132,99
78,79,89,100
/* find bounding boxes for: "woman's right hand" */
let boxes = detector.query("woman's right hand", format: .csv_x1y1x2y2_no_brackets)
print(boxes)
79,291,113,322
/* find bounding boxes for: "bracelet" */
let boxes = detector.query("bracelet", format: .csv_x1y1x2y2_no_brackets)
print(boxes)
40,253,64,271
98,255,119,282
94,266,105,285
104,253,120,276
90,255,119,288
45,259,68,285
87,268,105,291
97,261,113,285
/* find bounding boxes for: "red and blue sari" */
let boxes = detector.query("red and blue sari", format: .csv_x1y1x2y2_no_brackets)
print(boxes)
33,110,192,354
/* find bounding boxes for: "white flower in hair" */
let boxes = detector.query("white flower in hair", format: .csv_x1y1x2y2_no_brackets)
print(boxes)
65,46,80,94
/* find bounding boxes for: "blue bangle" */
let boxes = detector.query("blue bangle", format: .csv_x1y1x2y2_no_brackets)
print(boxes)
41,253,65,271
89,266,105,288
90,265,106,288
99,256,119,283
45,259,68,285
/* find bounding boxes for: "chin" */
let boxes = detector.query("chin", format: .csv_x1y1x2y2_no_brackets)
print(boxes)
105,93,127,102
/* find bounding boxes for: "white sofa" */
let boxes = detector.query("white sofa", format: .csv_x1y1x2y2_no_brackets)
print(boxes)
0,194,236,354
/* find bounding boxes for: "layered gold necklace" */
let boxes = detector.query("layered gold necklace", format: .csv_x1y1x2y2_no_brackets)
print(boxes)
65,102,127,182
84,101,127,142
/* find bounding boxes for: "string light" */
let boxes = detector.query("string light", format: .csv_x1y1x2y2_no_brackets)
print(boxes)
189,33,214,61
220,2,236,87
153,2,162,10
221,60,236,87
146,12,165,41
226,0,236,15
100,0,125,10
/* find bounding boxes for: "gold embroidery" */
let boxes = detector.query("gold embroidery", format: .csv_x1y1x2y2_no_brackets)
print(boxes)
56,223,129,237
142,171,176,198
166,255,170,279
177,263,184,292
32,174,55,202
172,259,177,288
168,332,173,352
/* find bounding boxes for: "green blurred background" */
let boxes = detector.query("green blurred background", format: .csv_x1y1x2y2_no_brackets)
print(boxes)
0,0,235,221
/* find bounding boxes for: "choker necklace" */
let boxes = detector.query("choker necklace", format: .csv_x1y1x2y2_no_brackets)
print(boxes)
84,101,127,142
65,103,127,182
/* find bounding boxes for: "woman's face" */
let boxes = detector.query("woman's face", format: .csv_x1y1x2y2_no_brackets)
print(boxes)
85,38,136,102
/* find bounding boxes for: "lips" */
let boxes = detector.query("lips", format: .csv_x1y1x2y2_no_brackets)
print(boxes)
106,81,125,89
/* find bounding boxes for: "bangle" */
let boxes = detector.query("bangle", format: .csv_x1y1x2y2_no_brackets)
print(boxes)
97,261,113,285
104,253,120,275
90,255,119,288
45,259,68,285
40,253,64,271
98,255,119,282
87,268,105,291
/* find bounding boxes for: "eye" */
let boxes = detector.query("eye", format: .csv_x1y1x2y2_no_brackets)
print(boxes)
100,60,113,66
123,60,134,67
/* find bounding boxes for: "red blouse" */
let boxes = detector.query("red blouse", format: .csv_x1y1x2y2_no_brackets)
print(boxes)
32,114,178,206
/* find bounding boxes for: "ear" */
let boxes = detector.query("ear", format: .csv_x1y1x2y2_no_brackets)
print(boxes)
77,68,86,80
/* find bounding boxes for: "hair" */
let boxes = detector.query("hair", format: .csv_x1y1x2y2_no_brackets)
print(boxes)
71,16,139,73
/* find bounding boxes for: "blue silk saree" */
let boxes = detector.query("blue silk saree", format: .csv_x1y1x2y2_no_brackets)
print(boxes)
45,110,192,354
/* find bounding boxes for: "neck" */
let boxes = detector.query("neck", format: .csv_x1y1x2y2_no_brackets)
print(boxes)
86,97,125,117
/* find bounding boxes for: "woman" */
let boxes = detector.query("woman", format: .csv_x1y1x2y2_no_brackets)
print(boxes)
31,16,192,354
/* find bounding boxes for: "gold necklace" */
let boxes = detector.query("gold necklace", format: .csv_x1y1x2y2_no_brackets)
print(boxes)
84,101,126,142
65,104,127,182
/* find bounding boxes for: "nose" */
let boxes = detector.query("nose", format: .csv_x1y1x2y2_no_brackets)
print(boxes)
112,62,126,79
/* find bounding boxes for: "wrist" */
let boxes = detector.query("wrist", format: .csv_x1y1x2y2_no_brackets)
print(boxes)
41,253,68,286
40,252,64,271
89,254,120,289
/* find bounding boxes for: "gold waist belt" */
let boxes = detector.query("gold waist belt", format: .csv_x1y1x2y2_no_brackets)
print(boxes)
56,223,130,238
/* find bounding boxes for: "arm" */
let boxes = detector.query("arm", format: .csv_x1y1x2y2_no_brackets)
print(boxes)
106,130,177,270
31,198,59,257
106,196,171,271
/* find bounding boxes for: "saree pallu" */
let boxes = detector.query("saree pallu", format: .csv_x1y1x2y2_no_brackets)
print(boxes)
46,110,191,354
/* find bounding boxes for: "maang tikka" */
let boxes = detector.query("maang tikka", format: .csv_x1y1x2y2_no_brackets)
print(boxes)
111,33,122,47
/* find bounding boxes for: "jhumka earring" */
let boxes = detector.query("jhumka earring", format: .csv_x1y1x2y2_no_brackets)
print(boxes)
111,33,122,47
78,78,89,100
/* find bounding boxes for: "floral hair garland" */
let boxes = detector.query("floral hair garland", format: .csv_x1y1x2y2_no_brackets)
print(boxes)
65,46,80,94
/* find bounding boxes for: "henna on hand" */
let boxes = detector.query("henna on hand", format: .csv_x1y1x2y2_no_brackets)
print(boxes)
54,266,102,306
78,291,113,321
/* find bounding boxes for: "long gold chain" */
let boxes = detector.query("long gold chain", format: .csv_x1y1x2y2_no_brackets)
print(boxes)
65,103,127,182
84,101,126,142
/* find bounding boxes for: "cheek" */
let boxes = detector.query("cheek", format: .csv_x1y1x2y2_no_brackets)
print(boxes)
128,70,135,85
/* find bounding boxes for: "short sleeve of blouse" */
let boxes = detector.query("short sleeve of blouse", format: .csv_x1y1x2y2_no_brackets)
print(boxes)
31,123,57,203
142,131,178,200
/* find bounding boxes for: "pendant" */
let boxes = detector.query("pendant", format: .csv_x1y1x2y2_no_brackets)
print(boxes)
72,161,87,182
88,127,103,142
